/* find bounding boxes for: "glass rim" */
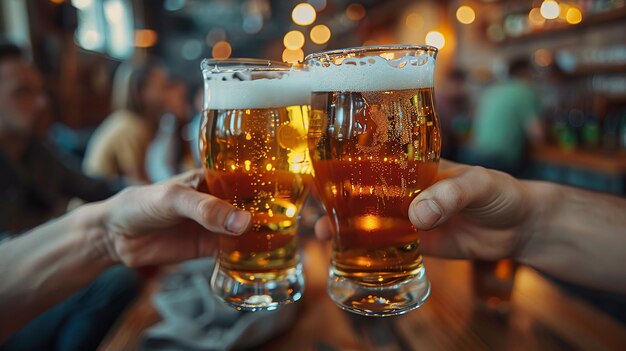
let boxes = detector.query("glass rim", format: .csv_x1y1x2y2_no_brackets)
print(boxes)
304,44,438,62
201,58,290,73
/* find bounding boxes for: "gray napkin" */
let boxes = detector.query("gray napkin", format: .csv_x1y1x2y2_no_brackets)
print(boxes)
142,258,297,351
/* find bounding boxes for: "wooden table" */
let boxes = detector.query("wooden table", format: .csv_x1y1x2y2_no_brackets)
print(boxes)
99,238,626,351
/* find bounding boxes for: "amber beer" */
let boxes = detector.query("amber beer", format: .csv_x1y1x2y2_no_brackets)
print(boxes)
307,45,440,316
200,59,311,310
312,89,439,282
202,107,311,272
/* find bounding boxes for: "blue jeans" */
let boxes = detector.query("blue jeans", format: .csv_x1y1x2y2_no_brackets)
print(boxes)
1,265,139,351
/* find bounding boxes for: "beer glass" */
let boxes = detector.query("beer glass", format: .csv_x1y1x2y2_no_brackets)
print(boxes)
200,59,312,310
306,45,441,316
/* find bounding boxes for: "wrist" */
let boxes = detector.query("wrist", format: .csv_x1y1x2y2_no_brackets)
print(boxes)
513,180,561,265
73,201,118,268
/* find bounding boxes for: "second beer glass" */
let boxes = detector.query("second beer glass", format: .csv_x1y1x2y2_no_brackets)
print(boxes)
200,59,311,310
306,45,441,316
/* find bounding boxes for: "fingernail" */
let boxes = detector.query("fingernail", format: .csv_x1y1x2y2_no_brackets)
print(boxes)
225,210,251,234
413,200,442,228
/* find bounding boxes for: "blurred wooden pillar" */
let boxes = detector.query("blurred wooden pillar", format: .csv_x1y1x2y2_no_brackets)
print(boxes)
129,0,161,64
25,0,81,128
59,29,80,128
22,0,116,129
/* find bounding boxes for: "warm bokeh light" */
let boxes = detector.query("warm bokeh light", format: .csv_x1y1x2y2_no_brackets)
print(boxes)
292,3,316,26
558,3,570,20
282,48,304,63
212,40,232,59
533,48,553,67
363,39,378,46
345,3,366,21
283,30,305,50
50,0,65,4
456,5,476,25
528,8,546,27
566,7,583,24
355,214,383,232
425,31,445,49
134,29,158,48
540,0,560,20
310,24,331,45
405,12,424,29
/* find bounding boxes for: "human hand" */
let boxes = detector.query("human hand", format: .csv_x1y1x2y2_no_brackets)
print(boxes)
94,170,251,267
315,160,540,261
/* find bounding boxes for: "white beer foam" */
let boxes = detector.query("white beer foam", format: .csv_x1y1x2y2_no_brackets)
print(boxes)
309,55,434,92
204,71,311,109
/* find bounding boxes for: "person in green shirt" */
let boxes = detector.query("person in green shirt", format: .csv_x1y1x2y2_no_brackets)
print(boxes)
463,58,544,175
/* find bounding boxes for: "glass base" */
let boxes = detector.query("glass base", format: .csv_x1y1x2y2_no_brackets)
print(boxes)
210,262,304,311
327,266,430,317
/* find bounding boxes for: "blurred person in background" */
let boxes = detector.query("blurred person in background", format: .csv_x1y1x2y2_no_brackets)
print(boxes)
146,77,195,182
0,41,123,236
461,58,544,176
436,69,470,161
83,60,168,183
186,83,205,167
0,40,138,351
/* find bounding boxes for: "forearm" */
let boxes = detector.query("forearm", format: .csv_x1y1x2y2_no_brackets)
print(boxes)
0,203,114,342
518,181,626,293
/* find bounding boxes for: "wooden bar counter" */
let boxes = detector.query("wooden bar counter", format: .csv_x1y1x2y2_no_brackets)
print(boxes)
99,238,626,351
529,145,626,195
531,145,626,176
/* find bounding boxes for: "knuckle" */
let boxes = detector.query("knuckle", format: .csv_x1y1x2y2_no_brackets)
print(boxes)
175,169,203,188
197,196,230,222
159,183,184,200
467,166,492,187
157,183,186,215
117,185,140,202
469,165,489,178
439,178,465,209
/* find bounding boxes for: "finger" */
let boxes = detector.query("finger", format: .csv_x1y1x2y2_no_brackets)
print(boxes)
409,166,495,230
165,168,204,188
418,220,519,260
314,216,333,240
300,204,323,228
164,184,252,235
435,159,468,181
117,221,217,267
417,217,482,259
418,225,466,259
438,159,461,171
159,170,252,235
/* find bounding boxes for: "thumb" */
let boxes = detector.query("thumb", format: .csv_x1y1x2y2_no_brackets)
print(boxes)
409,166,493,230
166,184,252,235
